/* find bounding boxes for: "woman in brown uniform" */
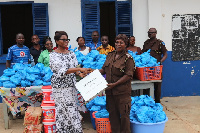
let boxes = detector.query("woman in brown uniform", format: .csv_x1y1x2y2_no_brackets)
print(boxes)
99,34,135,133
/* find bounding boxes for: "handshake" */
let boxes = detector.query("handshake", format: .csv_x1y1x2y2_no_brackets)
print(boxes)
78,68,94,78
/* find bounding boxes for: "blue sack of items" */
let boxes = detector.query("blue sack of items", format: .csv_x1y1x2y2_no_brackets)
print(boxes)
40,66,52,77
95,110,109,118
130,95,167,123
94,96,106,106
42,72,53,82
88,50,99,59
15,70,27,80
26,74,37,81
12,62,25,71
35,63,45,71
86,99,95,110
152,110,166,123
153,103,163,111
90,105,101,112
43,82,51,86
3,81,16,88
0,76,10,82
10,75,21,85
26,66,40,75
21,80,32,87
32,79,43,86
3,68,15,77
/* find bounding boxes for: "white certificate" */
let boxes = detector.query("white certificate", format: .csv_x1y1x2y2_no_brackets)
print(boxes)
75,69,108,102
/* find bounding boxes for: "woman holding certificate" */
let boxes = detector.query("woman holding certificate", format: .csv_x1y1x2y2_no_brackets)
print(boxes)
99,34,135,133
49,31,89,132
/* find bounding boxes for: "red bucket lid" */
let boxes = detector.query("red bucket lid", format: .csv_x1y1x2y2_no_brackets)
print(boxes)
41,102,55,107
42,85,52,89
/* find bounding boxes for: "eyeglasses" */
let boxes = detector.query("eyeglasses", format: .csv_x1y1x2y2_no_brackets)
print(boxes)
147,32,156,34
59,39,70,42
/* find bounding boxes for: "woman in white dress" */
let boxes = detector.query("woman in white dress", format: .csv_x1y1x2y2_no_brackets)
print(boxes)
76,37,91,55
49,31,90,132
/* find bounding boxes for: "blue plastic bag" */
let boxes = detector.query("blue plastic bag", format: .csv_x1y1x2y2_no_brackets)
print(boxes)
26,66,40,75
35,63,44,71
21,80,31,87
3,68,15,77
32,80,43,86
43,82,51,86
10,75,21,85
3,81,16,88
90,106,101,112
0,76,10,82
42,72,53,82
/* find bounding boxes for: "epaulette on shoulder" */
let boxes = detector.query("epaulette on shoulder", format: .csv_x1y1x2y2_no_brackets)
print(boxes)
126,53,133,58
157,39,163,43
157,39,165,45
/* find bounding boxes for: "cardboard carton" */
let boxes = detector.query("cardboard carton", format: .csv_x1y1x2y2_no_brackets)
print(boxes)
23,124,43,133
24,107,42,126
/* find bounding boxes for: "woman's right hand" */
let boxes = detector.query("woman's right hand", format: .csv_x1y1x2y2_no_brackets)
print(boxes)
79,68,91,74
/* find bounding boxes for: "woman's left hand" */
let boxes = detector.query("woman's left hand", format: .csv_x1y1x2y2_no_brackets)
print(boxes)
106,83,117,90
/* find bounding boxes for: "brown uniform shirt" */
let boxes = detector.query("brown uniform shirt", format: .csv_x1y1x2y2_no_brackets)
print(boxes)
142,39,167,62
102,50,135,95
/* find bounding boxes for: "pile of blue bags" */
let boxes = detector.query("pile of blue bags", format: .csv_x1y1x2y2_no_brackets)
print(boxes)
75,50,106,69
128,50,160,67
86,95,166,123
0,62,53,88
72,46,160,69
130,95,166,123
86,96,109,118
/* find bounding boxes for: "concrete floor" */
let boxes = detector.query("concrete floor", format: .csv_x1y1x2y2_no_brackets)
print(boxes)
0,96,199,133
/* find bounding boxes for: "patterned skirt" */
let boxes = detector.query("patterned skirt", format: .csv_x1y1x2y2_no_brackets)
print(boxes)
52,87,82,133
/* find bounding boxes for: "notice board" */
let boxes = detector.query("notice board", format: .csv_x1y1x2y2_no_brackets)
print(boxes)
172,14,200,61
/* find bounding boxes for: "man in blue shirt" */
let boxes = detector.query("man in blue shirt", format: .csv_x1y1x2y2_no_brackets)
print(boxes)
6,33,31,68
85,31,102,50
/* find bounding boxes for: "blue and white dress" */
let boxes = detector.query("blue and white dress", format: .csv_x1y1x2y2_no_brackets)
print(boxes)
49,51,82,133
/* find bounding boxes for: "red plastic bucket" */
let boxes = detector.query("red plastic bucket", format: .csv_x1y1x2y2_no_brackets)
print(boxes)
42,86,54,103
41,102,56,121
43,119,56,133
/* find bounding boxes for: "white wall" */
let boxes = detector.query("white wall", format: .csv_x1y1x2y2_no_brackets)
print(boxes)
1,0,82,48
132,0,149,49
148,0,200,51
2,0,200,51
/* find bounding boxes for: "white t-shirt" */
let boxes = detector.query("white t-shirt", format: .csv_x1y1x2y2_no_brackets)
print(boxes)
79,47,90,55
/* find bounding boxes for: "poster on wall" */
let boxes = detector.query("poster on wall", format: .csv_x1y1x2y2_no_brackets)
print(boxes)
172,14,200,61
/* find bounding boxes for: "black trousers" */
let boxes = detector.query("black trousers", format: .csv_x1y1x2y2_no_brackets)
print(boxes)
143,81,162,103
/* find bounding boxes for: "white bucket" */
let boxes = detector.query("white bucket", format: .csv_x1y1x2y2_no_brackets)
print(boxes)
43,120,56,133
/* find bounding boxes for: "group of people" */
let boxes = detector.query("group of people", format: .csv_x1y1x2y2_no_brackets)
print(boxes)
6,34,54,68
5,28,167,132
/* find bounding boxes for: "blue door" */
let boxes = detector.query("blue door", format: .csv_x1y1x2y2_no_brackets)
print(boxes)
0,2,49,103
